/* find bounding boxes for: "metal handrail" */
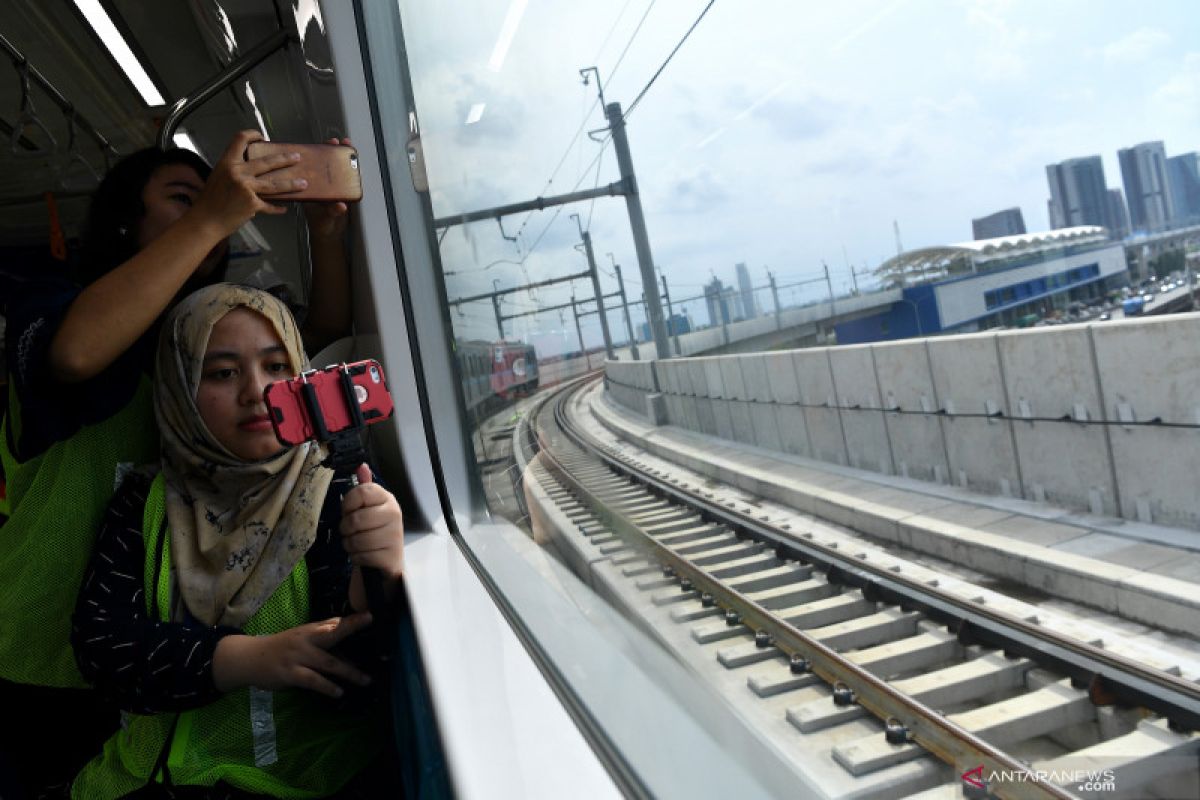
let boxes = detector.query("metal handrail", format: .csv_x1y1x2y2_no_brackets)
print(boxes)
156,29,292,150
0,32,116,158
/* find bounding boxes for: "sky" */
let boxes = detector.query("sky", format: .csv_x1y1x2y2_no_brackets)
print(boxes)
397,0,1200,355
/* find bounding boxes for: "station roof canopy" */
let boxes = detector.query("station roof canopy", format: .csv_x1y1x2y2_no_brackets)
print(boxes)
875,226,1109,287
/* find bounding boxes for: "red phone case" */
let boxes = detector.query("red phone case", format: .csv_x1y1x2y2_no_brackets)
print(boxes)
264,360,394,447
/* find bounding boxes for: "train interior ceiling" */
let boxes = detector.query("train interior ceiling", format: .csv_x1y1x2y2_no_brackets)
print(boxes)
0,1,333,299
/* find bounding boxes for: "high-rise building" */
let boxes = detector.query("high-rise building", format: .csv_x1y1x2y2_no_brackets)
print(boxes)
1167,152,1200,224
1106,189,1130,240
971,207,1026,240
723,287,741,321
1046,156,1113,232
1119,141,1176,232
735,262,757,320
704,277,731,327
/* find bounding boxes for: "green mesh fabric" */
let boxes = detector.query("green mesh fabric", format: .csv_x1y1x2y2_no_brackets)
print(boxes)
73,475,382,800
0,378,156,687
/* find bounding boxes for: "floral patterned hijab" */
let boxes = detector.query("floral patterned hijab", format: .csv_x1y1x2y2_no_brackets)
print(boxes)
154,284,333,627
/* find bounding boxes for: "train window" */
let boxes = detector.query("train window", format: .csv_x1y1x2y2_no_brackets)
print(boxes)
357,0,1200,798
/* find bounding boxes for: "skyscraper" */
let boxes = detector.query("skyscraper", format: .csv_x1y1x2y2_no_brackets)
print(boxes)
704,277,731,327
1119,141,1176,232
1167,152,1200,224
1045,156,1114,232
735,262,757,320
1106,189,1130,240
971,207,1026,240
723,286,741,321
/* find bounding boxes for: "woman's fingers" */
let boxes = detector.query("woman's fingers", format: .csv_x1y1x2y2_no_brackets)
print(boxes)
251,175,309,195
340,503,397,537
256,201,289,216
310,613,373,647
245,150,301,176
293,666,347,698
341,481,391,514
313,648,372,687
219,129,264,165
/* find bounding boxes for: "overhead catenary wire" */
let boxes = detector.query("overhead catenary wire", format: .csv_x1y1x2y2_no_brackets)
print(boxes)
583,146,607,233
513,0,658,243
454,1,735,331
512,0,718,299
624,0,717,120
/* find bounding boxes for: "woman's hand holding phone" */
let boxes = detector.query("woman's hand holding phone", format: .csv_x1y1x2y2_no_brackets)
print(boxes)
187,130,306,239
303,137,355,240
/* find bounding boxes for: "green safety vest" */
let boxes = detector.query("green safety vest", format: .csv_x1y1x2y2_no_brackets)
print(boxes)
0,376,157,687
72,474,382,800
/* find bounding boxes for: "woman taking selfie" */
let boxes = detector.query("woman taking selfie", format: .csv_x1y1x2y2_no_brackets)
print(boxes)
0,131,351,798
71,284,403,799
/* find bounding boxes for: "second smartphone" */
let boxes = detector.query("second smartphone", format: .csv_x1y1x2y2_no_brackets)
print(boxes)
245,141,362,203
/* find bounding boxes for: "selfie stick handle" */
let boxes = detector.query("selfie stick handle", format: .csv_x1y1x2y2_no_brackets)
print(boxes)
346,467,391,632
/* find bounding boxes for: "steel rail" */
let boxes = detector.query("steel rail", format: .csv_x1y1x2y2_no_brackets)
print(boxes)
550,377,1200,729
537,376,1200,797
537,385,1068,799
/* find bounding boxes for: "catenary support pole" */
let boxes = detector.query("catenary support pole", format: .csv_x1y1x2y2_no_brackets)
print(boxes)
571,295,590,369
660,274,681,355
768,269,781,330
607,101,670,359
573,215,614,360
613,260,640,360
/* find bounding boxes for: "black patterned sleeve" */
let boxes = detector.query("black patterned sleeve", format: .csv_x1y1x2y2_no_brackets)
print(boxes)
71,473,238,714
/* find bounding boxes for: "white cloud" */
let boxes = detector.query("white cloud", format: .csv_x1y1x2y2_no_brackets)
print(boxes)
1150,52,1200,126
978,48,1028,80
965,0,1036,81
1103,28,1170,64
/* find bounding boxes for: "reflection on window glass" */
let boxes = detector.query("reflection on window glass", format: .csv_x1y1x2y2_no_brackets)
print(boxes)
392,1,1200,795
399,1,1199,516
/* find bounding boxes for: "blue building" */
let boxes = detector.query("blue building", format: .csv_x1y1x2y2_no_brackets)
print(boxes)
639,313,691,343
1167,152,1200,225
837,227,1127,344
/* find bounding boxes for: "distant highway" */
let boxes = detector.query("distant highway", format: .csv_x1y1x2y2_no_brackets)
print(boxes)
1110,281,1196,320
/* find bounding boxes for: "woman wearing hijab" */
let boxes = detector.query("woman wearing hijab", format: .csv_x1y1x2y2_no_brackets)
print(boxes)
1,131,352,799
70,285,403,800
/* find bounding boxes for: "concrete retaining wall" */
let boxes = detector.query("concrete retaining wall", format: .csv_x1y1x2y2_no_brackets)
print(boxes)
604,313,1200,530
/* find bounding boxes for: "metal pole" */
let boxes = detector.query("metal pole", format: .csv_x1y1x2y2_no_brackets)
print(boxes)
768,269,781,330
491,279,504,340
613,259,640,360
607,101,670,359
823,262,836,343
449,269,592,306
573,215,614,360
720,290,730,346
433,180,626,229
491,296,504,339
824,262,835,315
660,274,681,355
571,295,590,369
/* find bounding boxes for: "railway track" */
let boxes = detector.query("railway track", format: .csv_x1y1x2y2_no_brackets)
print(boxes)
521,375,1200,800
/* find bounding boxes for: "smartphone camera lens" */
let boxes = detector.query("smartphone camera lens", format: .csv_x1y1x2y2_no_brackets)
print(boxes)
369,365,380,383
